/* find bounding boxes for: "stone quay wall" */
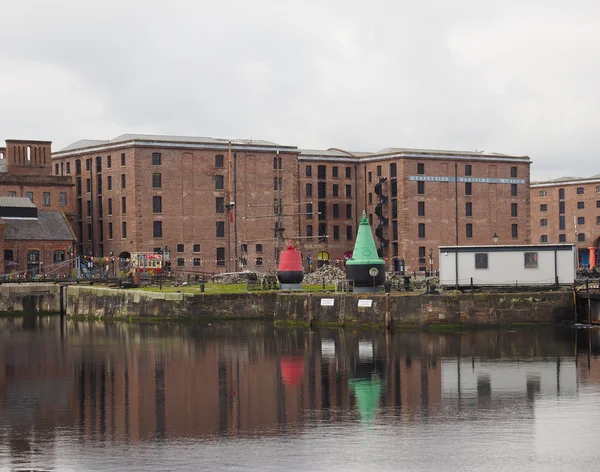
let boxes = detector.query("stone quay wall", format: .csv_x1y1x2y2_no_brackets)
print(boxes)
0,283,61,313
0,284,575,327
65,286,277,320
275,291,575,326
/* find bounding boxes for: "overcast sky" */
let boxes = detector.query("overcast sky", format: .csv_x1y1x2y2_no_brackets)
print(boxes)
1,0,599,180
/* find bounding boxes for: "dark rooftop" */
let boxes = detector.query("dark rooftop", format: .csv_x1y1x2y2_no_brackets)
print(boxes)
3,211,75,241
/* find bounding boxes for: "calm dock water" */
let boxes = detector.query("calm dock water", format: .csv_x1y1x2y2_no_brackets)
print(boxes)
0,317,599,471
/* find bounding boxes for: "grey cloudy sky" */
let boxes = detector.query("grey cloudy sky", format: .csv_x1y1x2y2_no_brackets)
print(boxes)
1,0,599,180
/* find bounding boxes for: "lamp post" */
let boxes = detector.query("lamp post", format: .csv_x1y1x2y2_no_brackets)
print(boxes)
159,246,168,290
429,248,433,277
159,247,164,290
109,251,114,278
492,233,499,245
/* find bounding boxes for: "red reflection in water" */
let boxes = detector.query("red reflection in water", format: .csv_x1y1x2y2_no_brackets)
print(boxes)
280,357,304,386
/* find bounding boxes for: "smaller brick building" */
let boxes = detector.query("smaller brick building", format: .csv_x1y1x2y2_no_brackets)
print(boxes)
0,139,75,220
0,197,76,277
530,175,600,268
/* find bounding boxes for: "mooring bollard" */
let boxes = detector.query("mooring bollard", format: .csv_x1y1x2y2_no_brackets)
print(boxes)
385,293,390,330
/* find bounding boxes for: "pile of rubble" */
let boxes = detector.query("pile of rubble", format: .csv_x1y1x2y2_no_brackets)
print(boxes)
410,277,439,289
385,272,405,282
212,271,256,284
303,265,347,285
385,272,439,289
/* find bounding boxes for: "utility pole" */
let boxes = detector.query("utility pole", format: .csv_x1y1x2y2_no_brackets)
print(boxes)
275,150,284,264
226,141,232,272
455,162,459,289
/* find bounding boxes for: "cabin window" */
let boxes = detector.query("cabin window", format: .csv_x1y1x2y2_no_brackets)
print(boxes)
524,252,538,269
475,253,488,269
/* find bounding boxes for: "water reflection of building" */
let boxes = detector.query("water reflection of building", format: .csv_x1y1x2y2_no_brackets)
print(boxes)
442,358,577,409
0,318,588,459
0,317,74,467
70,322,283,441
312,331,443,423
576,329,600,388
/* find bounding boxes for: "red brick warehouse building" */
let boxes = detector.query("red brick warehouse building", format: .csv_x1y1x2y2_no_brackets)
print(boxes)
51,135,300,272
53,134,531,274
298,148,531,273
530,175,600,268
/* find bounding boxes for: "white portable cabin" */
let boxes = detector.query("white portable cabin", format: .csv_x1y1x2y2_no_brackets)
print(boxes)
438,244,577,287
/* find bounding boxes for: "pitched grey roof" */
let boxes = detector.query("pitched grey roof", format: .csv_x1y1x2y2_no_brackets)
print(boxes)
60,139,109,152
369,147,525,159
60,134,286,152
3,211,75,241
0,196,36,208
299,149,358,157
531,174,600,185
110,133,281,147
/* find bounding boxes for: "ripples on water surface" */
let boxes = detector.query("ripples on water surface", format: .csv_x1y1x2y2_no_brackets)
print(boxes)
1,317,600,471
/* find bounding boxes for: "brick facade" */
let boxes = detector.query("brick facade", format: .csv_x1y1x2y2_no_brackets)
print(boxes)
53,135,532,274
302,149,531,272
52,137,299,273
3,240,74,277
297,151,358,269
530,178,600,267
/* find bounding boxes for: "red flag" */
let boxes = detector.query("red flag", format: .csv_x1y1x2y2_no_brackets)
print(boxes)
229,211,234,223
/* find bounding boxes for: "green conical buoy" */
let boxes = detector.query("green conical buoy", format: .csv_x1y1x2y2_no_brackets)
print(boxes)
346,210,385,287
346,211,386,267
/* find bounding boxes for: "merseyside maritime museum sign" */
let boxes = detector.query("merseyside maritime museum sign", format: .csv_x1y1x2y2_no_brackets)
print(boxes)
408,176,527,184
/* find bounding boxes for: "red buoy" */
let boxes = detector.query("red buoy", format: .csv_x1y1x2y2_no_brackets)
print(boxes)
278,241,304,287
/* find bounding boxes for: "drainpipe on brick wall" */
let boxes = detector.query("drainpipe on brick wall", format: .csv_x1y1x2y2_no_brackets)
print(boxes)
90,159,95,257
233,152,238,272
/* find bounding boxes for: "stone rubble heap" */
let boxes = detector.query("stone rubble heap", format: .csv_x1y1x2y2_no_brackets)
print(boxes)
385,272,440,289
303,265,347,285
212,271,256,284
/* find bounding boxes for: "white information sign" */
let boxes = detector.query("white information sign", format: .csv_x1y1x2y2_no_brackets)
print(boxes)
321,298,335,306
358,299,373,308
